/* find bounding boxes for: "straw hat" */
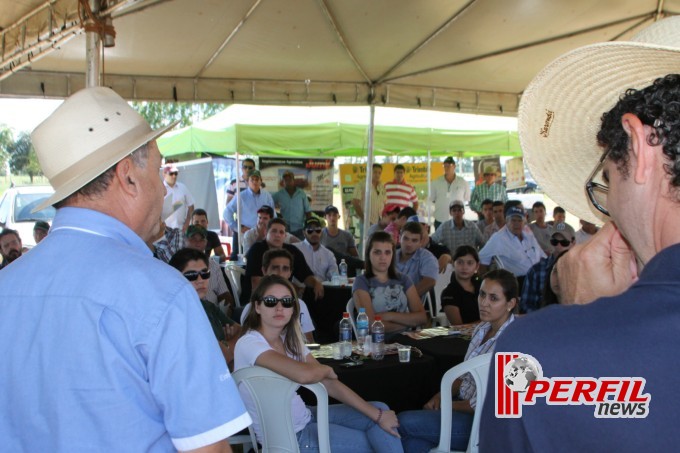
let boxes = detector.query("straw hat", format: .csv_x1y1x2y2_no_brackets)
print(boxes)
519,16,680,225
31,87,178,211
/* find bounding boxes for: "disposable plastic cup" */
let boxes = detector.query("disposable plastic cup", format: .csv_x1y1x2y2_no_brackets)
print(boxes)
398,345,412,363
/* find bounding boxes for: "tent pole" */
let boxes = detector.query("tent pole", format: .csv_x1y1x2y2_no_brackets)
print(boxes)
361,104,376,257
85,0,101,87
427,150,432,221
235,152,242,257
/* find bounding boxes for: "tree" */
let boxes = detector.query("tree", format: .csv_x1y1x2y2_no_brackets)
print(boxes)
0,126,13,176
6,132,43,182
130,101,226,129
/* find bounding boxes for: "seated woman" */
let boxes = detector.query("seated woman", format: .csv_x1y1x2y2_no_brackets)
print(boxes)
169,248,240,369
352,232,427,339
440,246,481,325
234,275,403,453
398,269,518,452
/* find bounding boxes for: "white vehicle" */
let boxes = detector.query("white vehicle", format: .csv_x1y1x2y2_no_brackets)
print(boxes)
0,186,55,248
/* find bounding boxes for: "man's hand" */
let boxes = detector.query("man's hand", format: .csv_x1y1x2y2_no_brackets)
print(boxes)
313,279,324,300
438,254,452,273
556,221,638,305
424,392,441,410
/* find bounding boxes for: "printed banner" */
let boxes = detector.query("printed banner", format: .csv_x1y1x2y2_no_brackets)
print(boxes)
259,157,334,211
472,156,502,186
505,157,526,190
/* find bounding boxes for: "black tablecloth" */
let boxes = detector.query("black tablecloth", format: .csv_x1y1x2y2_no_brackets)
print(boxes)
396,334,470,378
300,353,438,413
304,285,352,344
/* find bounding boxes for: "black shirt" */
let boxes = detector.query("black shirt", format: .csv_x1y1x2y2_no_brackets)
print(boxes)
440,276,481,324
425,238,450,259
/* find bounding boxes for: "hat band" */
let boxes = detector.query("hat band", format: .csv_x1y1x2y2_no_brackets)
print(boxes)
49,122,152,190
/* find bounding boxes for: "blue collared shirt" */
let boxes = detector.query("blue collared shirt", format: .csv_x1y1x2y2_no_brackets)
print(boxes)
273,188,311,232
396,248,439,289
224,188,275,230
0,207,250,451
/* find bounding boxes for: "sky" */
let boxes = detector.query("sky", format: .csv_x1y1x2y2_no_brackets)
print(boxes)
0,97,517,136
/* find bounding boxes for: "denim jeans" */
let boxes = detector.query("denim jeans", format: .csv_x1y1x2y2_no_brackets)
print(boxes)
397,408,473,453
297,402,403,453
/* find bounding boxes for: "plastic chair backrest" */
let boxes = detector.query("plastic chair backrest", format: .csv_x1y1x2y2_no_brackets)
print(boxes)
431,353,492,453
434,264,454,315
225,265,245,305
345,298,358,339
232,366,331,453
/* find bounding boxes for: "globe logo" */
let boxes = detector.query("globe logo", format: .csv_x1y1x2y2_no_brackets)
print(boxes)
504,355,542,393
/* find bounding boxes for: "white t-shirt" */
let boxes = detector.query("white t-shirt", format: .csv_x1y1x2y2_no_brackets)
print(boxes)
239,299,315,334
234,330,311,441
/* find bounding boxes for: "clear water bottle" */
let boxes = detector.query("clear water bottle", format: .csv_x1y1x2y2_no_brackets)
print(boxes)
371,316,385,361
339,259,348,284
356,308,369,349
339,312,353,357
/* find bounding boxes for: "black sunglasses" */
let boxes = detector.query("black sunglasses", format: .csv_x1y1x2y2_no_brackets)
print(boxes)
169,171,179,176
260,296,296,308
183,270,210,281
306,228,322,234
550,238,571,247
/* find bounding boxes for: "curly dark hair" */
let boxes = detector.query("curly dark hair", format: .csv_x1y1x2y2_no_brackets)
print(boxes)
597,74,680,187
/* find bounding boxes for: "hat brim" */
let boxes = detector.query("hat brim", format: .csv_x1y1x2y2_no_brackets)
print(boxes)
34,120,178,212
520,41,680,225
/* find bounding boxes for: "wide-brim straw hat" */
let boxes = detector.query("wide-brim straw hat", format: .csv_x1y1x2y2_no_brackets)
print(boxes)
519,16,680,225
31,87,178,211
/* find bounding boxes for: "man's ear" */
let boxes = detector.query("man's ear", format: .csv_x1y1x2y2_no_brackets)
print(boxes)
114,156,138,196
621,113,651,185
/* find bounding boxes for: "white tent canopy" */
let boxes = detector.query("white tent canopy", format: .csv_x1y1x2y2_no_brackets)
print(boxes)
1,0,677,116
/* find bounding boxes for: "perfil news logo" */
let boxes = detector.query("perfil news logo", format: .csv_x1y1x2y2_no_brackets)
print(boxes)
495,353,651,419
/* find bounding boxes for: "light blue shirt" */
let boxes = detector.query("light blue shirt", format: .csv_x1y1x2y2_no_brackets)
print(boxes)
224,187,275,230
0,207,250,451
273,188,311,232
478,226,546,276
396,248,439,288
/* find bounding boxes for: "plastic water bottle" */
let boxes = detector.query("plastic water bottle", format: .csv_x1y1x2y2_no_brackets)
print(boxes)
339,312,352,357
371,316,385,361
356,308,369,349
339,259,348,284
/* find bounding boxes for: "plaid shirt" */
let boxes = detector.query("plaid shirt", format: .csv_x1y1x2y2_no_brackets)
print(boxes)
459,315,515,408
470,182,508,213
153,227,183,263
520,255,556,313
431,219,485,253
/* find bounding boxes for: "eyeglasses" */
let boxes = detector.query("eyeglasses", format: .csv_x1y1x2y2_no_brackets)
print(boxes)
550,238,571,247
169,172,179,176
260,296,295,308
585,150,610,217
183,270,210,281
306,228,322,234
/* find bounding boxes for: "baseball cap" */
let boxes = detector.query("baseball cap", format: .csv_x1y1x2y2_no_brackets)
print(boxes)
305,218,322,228
257,205,275,217
407,215,429,225
449,200,465,209
324,205,340,215
382,204,401,216
248,170,262,179
443,157,456,164
505,206,525,219
163,164,179,174
552,223,575,242
185,225,207,238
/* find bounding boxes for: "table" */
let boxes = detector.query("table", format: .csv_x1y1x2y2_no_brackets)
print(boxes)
304,284,352,344
300,352,438,413
397,332,471,378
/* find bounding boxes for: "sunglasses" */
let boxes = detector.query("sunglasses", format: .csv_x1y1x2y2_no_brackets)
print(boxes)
169,171,179,176
306,228,322,234
260,296,296,308
550,238,571,247
183,270,210,281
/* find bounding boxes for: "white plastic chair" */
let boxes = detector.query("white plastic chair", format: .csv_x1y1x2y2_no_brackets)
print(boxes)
232,366,331,453
430,353,492,453
224,264,245,306
434,264,454,313
345,298,358,339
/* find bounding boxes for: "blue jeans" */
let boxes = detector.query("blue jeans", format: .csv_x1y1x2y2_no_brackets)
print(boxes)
297,402,403,453
398,409,473,453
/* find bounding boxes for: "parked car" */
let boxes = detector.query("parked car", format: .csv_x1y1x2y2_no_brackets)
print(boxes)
0,186,55,248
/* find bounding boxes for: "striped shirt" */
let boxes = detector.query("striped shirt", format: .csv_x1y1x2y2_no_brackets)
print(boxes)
385,180,418,208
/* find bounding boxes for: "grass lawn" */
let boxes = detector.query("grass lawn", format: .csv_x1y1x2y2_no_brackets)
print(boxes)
0,175,50,195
